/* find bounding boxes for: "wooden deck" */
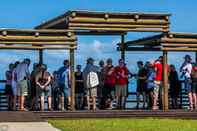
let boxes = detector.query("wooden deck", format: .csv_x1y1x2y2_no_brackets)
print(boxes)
34,110,197,120
0,110,197,122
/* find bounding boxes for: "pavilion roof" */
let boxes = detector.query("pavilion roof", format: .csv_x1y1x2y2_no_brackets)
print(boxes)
118,32,197,52
35,10,171,34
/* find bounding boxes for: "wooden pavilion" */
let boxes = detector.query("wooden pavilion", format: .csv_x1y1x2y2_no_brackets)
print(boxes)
35,10,171,110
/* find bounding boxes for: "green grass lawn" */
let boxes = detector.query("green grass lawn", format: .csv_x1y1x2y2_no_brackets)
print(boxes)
48,118,197,131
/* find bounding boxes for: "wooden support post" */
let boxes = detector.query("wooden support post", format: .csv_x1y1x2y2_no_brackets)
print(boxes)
163,51,169,111
121,34,125,60
70,48,75,110
39,50,43,64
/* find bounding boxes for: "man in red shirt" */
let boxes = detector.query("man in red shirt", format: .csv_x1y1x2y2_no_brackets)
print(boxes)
153,56,163,110
115,59,129,109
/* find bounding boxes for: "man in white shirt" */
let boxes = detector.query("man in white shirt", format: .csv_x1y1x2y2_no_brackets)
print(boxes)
15,58,31,111
180,55,193,110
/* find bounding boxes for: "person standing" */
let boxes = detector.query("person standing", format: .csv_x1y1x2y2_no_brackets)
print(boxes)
115,59,129,109
146,61,156,110
153,56,163,110
98,60,105,109
103,58,116,109
169,65,180,109
180,55,193,110
58,60,71,110
83,58,100,110
75,65,85,110
35,64,52,111
136,61,147,109
191,63,197,109
51,71,61,110
11,61,20,110
5,63,15,111
15,58,31,111
30,63,41,110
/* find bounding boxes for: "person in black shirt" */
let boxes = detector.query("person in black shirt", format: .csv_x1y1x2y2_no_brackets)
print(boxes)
169,65,180,109
136,61,147,109
75,65,85,110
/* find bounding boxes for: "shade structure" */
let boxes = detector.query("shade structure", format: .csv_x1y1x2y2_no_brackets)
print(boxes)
0,29,77,50
36,10,171,33
35,10,172,111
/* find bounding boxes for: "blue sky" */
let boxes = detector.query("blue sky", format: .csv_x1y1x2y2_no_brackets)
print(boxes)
0,0,196,78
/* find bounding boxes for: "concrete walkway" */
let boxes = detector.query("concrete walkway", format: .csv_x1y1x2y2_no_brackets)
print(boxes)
0,122,60,131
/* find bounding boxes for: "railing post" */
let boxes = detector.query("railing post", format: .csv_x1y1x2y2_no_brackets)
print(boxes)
163,51,169,111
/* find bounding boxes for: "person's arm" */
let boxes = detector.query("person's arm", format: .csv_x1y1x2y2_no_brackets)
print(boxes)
68,68,71,86
35,73,43,88
44,73,51,88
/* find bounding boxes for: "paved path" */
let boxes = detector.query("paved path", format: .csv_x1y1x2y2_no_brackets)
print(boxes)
0,122,60,131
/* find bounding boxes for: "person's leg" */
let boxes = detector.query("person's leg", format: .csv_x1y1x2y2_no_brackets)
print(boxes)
136,92,140,109
20,96,25,111
142,92,146,109
152,85,159,110
48,96,52,110
192,93,197,108
115,85,121,109
40,96,45,111
92,96,96,110
87,96,90,110
188,92,193,110
80,94,84,110
13,95,16,110
186,79,193,110
192,82,197,109
30,97,35,110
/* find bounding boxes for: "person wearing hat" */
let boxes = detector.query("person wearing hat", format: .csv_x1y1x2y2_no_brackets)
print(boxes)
180,55,193,110
83,57,100,110
35,64,52,111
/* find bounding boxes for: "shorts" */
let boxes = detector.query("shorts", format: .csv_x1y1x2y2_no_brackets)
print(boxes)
17,80,28,96
87,87,97,97
153,81,161,99
115,84,127,97
65,87,71,98
103,84,115,100
185,78,193,93
5,84,13,95
137,81,146,93
76,93,84,98
37,85,52,97
59,83,71,97
192,81,197,93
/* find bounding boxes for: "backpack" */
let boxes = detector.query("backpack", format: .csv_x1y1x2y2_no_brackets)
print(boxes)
87,71,99,88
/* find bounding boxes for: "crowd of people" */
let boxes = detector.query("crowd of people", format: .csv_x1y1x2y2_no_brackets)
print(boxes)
3,54,197,111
